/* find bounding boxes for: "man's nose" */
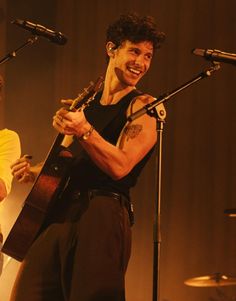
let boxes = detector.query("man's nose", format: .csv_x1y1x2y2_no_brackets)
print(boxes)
134,55,144,66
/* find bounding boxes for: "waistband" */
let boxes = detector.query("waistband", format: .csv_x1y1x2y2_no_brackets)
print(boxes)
66,188,134,226
88,189,126,201
88,189,134,226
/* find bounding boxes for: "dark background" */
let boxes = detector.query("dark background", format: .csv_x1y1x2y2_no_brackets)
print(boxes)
0,1,236,301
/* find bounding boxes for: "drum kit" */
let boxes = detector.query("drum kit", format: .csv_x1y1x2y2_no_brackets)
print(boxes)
224,208,236,218
184,273,236,301
184,209,236,292
184,273,236,287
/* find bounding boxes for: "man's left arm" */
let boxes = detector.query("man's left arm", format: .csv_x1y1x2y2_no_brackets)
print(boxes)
53,95,164,180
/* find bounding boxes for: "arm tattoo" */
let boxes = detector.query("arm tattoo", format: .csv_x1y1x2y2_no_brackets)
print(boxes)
124,124,143,141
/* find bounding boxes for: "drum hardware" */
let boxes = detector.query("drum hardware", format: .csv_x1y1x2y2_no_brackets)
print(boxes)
224,208,236,217
184,273,236,287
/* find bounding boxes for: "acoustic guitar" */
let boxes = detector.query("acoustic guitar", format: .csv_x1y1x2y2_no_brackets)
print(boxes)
2,77,104,261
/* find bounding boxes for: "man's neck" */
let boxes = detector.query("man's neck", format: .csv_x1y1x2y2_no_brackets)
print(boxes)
100,87,135,105
100,74,136,105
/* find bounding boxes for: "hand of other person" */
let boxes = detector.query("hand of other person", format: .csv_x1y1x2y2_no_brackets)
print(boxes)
11,155,41,183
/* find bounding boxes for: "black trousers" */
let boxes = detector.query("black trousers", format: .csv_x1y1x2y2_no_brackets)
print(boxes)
10,191,132,301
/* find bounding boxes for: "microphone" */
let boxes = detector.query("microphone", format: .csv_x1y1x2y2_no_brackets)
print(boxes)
192,48,236,66
12,19,67,45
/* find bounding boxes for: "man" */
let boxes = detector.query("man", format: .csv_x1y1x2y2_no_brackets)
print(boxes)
0,74,21,275
10,12,165,301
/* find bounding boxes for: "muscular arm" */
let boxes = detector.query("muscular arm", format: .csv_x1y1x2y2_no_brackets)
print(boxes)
79,108,156,179
53,95,164,180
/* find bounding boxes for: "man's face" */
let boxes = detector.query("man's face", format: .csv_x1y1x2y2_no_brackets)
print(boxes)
110,40,154,87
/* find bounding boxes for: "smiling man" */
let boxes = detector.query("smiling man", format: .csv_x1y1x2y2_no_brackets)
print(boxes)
11,12,165,301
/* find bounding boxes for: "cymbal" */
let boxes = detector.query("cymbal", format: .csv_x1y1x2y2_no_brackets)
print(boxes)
184,273,236,287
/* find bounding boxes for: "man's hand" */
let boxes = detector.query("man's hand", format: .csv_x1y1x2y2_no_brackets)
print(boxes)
52,105,91,138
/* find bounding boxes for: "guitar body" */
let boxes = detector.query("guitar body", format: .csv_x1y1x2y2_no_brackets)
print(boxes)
2,77,104,261
2,142,74,261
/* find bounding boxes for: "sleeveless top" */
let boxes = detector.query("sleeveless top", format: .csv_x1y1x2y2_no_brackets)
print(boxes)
68,89,154,199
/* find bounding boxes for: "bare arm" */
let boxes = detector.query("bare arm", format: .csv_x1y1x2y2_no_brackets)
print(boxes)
53,95,163,180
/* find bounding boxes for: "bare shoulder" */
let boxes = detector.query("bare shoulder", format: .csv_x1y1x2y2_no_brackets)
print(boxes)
133,93,155,107
131,93,166,119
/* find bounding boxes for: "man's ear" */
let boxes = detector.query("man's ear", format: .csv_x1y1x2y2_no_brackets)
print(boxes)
106,42,116,57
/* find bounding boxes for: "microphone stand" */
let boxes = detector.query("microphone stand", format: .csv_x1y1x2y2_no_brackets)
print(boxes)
128,62,221,301
0,35,38,66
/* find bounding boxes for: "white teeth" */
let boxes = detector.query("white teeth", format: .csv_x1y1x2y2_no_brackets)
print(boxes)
128,67,141,75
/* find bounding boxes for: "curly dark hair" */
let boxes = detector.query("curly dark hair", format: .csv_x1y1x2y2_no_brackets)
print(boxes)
106,12,165,50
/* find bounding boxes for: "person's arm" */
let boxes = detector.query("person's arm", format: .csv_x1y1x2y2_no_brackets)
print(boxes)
53,95,164,180
11,156,43,183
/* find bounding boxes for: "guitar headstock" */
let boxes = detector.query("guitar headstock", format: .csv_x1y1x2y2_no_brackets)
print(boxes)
70,76,104,111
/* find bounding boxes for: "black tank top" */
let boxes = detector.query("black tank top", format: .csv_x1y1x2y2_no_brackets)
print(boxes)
68,89,154,199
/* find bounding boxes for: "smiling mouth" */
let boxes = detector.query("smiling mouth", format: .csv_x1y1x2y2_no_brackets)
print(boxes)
127,67,142,76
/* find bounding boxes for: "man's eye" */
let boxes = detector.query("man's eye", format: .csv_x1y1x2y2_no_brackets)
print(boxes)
146,54,153,60
130,49,139,55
